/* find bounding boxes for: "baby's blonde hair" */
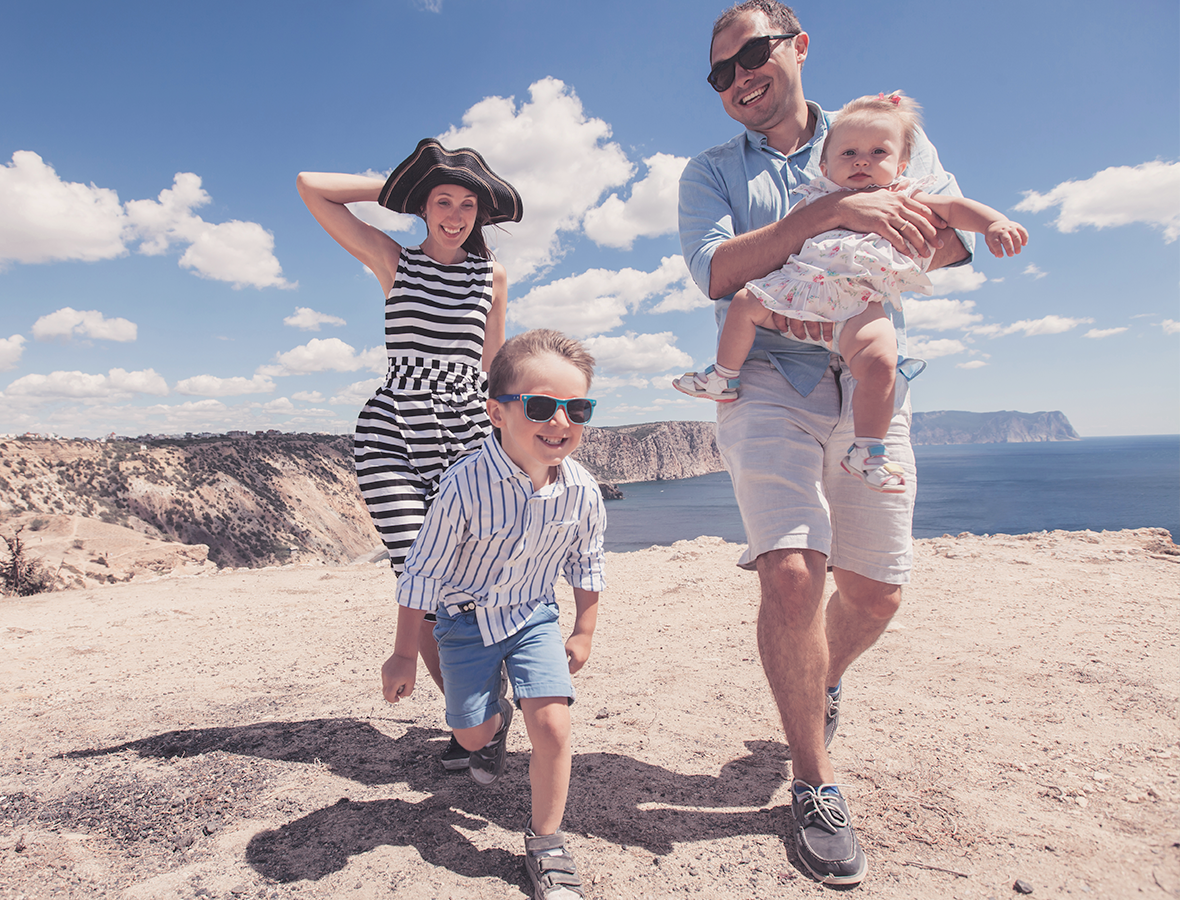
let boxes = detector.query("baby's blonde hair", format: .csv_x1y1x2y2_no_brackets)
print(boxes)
820,90,924,166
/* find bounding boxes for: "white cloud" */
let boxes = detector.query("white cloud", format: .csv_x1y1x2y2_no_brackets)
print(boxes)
262,397,297,412
591,373,660,392
258,338,384,377
0,335,27,370
1084,327,1129,339
582,153,688,250
284,307,346,331
956,360,988,369
292,390,324,402
971,315,1094,338
0,153,293,289
1015,160,1180,243
1023,264,1047,280
174,374,277,396
582,332,693,374
906,337,967,359
331,378,383,406
347,200,419,234
1162,319,1180,335
925,264,987,294
126,173,294,289
0,151,129,266
510,256,691,337
31,307,137,342
438,77,634,281
904,297,983,332
4,367,168,399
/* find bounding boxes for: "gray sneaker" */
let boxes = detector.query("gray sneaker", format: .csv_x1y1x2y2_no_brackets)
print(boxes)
469,697,513,786
790,780,867,885
824,682,841,748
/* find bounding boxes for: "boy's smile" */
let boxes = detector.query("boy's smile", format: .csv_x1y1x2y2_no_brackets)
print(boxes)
488,354,591,491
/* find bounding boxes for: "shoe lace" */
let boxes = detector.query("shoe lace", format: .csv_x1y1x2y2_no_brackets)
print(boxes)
797,785,850,834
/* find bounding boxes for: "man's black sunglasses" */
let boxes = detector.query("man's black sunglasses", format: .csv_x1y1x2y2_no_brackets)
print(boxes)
494,394,597,424
707,33,798,92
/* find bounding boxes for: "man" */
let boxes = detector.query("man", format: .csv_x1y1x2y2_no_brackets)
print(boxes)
678,0,972,886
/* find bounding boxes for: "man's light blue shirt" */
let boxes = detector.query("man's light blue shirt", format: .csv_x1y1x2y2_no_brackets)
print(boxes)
678,101,974,396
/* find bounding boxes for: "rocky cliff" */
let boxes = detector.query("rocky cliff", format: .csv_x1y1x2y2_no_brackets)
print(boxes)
910,410,1081,444
0,434,374,570
573,421,722,484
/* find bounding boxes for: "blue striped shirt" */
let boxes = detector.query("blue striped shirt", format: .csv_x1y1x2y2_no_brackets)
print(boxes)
395,433,607,646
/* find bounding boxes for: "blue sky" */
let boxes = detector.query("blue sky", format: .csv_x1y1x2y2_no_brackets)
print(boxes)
2,0,1177,439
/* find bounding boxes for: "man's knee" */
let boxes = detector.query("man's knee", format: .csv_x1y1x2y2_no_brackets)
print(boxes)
834,569,901,620
757,548,827,613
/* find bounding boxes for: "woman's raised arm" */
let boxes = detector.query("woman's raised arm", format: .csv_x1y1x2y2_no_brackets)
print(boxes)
296,172,404,296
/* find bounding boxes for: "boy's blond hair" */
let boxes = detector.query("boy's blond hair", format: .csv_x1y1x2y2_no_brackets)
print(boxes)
821,90,924,165
488,329,596,399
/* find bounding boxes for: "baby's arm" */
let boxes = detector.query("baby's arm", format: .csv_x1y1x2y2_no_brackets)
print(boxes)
914,192,1029,258
565,587,599,674
382,605,427,703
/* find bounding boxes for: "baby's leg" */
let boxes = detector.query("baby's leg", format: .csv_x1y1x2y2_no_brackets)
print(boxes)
838,304,897,441
520,697,573,835
717,288,777,372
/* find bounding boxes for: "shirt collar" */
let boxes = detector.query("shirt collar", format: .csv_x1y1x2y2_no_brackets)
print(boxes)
744,100,829,160
484,432,572,495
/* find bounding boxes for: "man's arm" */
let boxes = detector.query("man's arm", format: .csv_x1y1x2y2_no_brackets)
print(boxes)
709,189,949,299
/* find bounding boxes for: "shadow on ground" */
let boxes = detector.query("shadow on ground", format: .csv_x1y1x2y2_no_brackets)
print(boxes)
67,718,793,884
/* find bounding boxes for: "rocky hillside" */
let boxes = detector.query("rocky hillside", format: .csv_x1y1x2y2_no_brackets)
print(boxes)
0,434,375,570
911,410,1080,444
573,421,722,484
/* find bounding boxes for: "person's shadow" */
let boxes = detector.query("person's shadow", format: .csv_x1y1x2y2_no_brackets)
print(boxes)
67,717,791,885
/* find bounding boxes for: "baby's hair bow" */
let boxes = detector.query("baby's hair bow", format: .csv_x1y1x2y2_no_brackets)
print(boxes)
877,92,901,106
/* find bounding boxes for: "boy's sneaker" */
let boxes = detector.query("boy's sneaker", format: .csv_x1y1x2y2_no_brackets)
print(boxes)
440,733,471,771
790,780,867,885
672,365,739,402
840,443,906,493
469,697,514,786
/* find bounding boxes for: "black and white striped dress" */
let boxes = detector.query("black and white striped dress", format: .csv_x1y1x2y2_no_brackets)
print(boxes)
354,245,495,572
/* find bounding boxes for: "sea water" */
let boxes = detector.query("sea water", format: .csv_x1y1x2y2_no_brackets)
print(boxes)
601,435,1179,552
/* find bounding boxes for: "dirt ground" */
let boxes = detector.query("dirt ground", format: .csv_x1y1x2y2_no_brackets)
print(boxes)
1,528,1177,899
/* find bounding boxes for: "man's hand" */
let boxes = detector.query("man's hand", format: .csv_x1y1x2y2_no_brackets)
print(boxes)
565,633,593,674
381,652,417,703
985,220,1029,258
826,188,946,258
771,313,833,344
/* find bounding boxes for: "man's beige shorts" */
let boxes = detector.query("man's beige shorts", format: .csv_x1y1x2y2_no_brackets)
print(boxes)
716,358,915,584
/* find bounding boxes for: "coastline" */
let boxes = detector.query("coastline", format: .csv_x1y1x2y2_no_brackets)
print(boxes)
1,528,1176,898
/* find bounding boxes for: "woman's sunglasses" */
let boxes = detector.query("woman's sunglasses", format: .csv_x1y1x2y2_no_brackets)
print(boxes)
494,394,597,425
707,33,798,92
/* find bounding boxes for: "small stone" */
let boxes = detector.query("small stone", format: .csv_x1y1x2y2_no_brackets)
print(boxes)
1014,878,1034,894
595,708,609,720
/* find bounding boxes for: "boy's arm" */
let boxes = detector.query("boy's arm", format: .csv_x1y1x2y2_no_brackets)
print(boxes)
916,192,1029,259
565,588,599,674
382,605,428,703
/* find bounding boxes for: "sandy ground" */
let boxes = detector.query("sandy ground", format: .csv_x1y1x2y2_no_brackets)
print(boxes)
1,528,1177,900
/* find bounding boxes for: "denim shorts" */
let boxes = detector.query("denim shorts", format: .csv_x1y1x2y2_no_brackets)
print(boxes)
433,601,575,730
716,358,916,584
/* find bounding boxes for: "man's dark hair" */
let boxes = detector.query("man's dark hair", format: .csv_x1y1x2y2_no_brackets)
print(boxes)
711,1,802,56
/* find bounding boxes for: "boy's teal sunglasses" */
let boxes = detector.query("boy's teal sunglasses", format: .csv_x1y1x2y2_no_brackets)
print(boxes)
494,394,597,424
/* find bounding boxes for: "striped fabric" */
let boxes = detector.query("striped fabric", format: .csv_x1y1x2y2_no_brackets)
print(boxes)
396,433,607,647
354,246,495,572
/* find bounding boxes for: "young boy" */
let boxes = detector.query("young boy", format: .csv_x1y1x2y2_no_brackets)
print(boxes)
382,328,605,900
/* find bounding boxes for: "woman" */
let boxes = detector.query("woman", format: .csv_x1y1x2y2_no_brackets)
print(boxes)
298,139,522,769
